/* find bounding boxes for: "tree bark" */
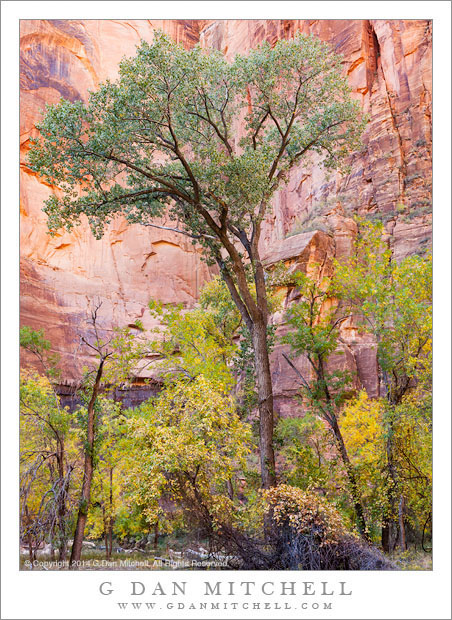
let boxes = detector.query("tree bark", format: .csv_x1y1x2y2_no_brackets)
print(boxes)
69,358,105,569
381,522,391,553
252,319,277,489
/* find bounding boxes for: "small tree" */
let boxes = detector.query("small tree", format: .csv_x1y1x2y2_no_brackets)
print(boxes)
130,375,251,540
20,371,77,562
129,302,252,538
282,271,368,537
28,32,365,488
68,302,142,567
340,390,432,550
20,328,76,561
85,397,127,560
334,220,432,551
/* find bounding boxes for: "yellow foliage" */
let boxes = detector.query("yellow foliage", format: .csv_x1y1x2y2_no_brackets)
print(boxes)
263,484,355,545
128,374,252,531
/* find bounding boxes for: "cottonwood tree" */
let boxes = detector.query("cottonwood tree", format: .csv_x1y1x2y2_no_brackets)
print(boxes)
28,31,365,488
282,271,369,538
20,371,77,562
20,328,77,562
85,397,126,560
68,303,114,568
340,390,432,550
333,220,432,551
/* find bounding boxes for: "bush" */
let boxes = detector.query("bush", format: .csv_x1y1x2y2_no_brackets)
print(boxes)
212,485,395,570
263,486,394,570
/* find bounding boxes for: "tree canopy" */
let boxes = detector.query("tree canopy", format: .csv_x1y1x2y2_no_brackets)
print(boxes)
28,31,364,260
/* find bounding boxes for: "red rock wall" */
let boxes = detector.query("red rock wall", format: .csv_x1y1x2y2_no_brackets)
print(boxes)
201,20,431,260
20,20,214,381
20,19,432,397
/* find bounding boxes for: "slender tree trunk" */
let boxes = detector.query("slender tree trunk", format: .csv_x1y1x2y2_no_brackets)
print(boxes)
103,506,109,559
56,441,69,562
24,507,35,564
69,359,105,569
153,520,159,549
69,455,94,568
106,466,113,560
226,478,234,501
281,353,368,537
331,418,369,540
252,318,277,489
381,523,391,553
398,495,407,551
58,538,68,563
382,417,399,551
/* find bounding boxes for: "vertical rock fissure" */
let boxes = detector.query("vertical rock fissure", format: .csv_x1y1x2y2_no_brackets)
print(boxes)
369,22,407,206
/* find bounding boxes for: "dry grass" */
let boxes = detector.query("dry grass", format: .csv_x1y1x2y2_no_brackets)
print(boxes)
391,549,432,571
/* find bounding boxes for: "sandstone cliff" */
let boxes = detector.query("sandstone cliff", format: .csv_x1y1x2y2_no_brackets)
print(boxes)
20,19,432,408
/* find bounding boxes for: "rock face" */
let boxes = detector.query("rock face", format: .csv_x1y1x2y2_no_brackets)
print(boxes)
20,20,215,381
20,19,432,405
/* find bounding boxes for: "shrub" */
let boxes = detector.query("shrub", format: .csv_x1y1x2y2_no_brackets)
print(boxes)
263,485,395,570
214,485,394,570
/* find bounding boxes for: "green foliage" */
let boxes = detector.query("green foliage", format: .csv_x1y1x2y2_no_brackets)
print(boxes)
147,298,236,390
283,270,353,408
28,30,366,495
199,276,242,343
28,31,365,263
340,391,432,544
199,274,281,416
125,292,254,534
20,326,51,354
20,372,73,440
281,231,432,547
333,219,432,404
20,326,61,380
85,398,134,541
275,415,332,489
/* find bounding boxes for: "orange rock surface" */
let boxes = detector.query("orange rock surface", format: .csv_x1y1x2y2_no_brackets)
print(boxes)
20,19,432,402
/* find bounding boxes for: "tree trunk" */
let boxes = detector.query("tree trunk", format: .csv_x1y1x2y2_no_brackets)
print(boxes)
106,525,113,560
217,247,276,490
69,454,94,568
103,506,111,560
331,417,369,540
252,319,277,489
56,441,69,562
381,522,391,553
281,353,368,538
398,495,407,551
382,421,399,551
58,539,68,563
106,466,114,560
69,359,105,569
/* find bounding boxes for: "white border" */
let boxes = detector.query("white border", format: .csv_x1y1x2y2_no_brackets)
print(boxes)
2,2,451,619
